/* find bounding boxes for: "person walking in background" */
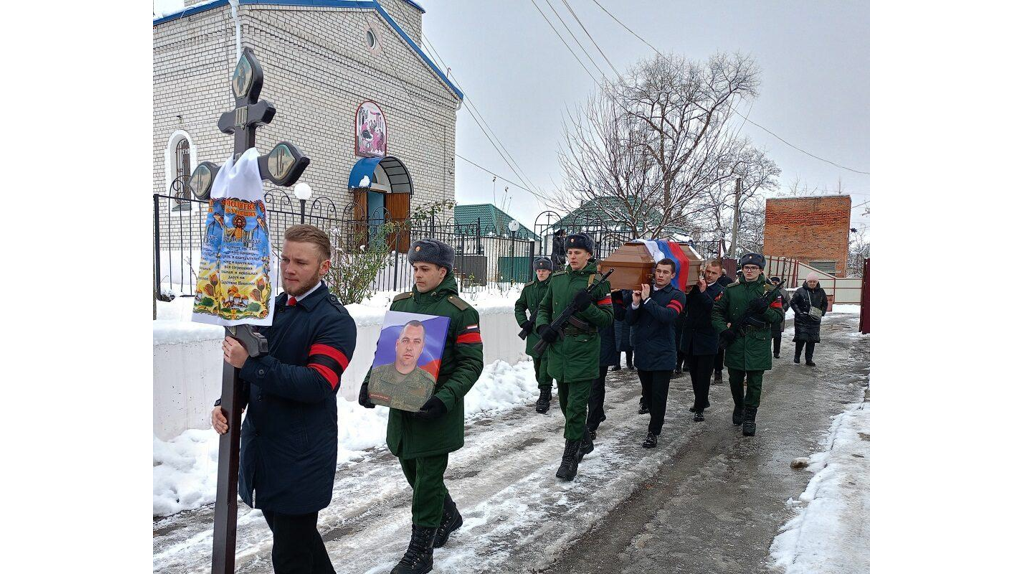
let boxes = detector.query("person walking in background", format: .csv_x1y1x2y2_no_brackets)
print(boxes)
515,257,554,413
769,276,791,359
550,229,567,268
791,271,828,367
712,266,734,384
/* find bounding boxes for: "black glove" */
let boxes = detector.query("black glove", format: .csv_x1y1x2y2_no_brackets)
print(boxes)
719,329,737,347
413,396,448,420
522,318,536,334
572,289,593,311
537,323,559,343
747,297,770,314
358,381,375,409
610,290,624,304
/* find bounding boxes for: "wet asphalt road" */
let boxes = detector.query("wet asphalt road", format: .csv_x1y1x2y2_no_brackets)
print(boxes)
153,315,869,573
543,315,870,574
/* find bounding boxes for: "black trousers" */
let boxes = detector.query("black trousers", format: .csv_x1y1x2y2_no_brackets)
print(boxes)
772,332,782,356
625,349,633,367
638,369,672,435
795,340,816,361
715,348,725,374
587,366,610,432
262,509,335,574
688,354,715,412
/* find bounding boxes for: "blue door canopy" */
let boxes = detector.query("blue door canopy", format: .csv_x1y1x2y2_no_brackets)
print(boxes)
348,155,413,194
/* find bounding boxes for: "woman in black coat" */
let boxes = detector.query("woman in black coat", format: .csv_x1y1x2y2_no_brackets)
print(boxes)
791,273,829,366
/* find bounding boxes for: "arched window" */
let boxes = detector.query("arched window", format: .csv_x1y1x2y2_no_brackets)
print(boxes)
172,138,191,211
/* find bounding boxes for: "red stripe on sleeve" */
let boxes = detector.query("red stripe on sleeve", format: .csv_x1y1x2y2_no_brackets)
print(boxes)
597,296,612,306
668,300,684,312
456,332,483,344
310,343,349,370
309,363,339,389
770,300,783,309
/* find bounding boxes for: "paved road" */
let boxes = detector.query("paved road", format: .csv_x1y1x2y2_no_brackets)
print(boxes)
153,315,869,573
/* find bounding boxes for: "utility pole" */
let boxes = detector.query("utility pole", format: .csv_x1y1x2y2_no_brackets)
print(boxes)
729,177,741,257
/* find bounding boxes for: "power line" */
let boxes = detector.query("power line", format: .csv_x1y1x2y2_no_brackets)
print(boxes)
455,153,548,200
421,35,543,196
589,0,666,58
588,0,871,176
529,0,603,85
560,0,622,80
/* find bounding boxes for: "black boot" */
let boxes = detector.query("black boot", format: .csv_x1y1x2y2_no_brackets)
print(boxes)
793,353,800,364
391,525,437,574
742,407,758,437
555,439,581,481
433,493,463,548
693,410,705,422
806,360,816,367
713,371,723,385
732,405,744,426
642,432,658,448
536,387,551,414
611,364,621,371
638,397,650,415
580,430,594,458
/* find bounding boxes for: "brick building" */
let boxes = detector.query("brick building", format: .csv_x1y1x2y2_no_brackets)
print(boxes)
153,0,461,226
763,195,852,277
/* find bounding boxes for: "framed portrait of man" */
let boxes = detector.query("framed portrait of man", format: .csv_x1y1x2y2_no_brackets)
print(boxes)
366,311,450,411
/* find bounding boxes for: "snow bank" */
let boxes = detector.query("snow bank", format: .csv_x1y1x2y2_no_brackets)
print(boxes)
769,397,870,574
153,358,539,516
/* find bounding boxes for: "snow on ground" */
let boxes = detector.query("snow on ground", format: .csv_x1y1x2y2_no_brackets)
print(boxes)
785,303,860,320
769,393,870,574
152,359,538,516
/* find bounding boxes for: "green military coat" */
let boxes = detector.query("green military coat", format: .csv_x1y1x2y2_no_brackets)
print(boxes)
514,276,551,358
367,274,484,459
536,260,613,382
711,273,784,372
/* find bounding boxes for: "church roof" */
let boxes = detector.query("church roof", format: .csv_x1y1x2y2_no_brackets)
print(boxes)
154,0,462,101
454,204,540,242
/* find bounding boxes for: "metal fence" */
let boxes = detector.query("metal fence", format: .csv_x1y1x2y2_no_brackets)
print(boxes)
153,192,538,298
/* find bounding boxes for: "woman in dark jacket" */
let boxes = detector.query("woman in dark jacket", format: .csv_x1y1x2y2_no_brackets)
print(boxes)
769,276,792,359
791,272,829,366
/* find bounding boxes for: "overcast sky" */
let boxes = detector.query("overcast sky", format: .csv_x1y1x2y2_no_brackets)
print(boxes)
420,0,869,233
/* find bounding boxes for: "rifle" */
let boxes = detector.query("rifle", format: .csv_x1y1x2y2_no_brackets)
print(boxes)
719,283,783,348
532,269,614,356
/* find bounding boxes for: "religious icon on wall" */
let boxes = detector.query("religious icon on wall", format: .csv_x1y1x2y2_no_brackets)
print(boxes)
366,311,450,411
355,101,387,158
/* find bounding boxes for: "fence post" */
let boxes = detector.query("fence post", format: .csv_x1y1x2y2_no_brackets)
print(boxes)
154,194,161,319
859,258,870,334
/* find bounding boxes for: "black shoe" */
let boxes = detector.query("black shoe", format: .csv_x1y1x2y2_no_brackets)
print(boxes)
433,494,463,548
642,432,658,448
682,364,690,372
732,405,744,426
693,410,705,422
689,405,697,413
391,525,437,574
713,371,723,385
536,387,551,414
638,403,650,415
588,428,597,441
742,407,758,437
627,363,635,371
774,353,780,359
555,439,581,481
611,365,621,371
793,355,800,364
806,360,816,367
673,368,683,377
580,430,594,458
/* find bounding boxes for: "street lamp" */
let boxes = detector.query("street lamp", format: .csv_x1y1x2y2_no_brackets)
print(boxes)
294,182,312,224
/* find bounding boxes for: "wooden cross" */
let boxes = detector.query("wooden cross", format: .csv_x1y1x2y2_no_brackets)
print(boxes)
188,47,310,574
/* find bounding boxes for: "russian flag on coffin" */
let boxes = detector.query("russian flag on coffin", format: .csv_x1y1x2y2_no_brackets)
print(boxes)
631,239,691,290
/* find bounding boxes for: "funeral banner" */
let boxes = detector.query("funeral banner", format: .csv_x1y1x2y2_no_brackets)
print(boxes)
192,148,275,326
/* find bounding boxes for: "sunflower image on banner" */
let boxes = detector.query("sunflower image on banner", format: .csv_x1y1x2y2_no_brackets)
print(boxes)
192,149,275,326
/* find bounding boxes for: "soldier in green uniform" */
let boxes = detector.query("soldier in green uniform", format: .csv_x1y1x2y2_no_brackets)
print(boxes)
514,257,554,413
536,233,613,481
358,239,484,574
711,252,785,437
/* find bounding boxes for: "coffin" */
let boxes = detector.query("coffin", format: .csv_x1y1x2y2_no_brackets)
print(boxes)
599,241,705,291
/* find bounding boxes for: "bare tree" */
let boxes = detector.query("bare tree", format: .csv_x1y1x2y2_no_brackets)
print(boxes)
552,53,774,239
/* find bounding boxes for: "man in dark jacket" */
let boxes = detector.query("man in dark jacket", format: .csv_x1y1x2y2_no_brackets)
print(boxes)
681,259,726,422
712,253,784,437
214,225,357,574
551,229,567,268
515,257,554,412
792,272,828,366
713,270,734,384
626,259,686,448
587,286,628,441
358,239,484,574
769,276,792,359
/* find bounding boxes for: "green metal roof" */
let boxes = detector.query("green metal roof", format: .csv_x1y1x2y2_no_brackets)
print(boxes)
454,204,540,241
